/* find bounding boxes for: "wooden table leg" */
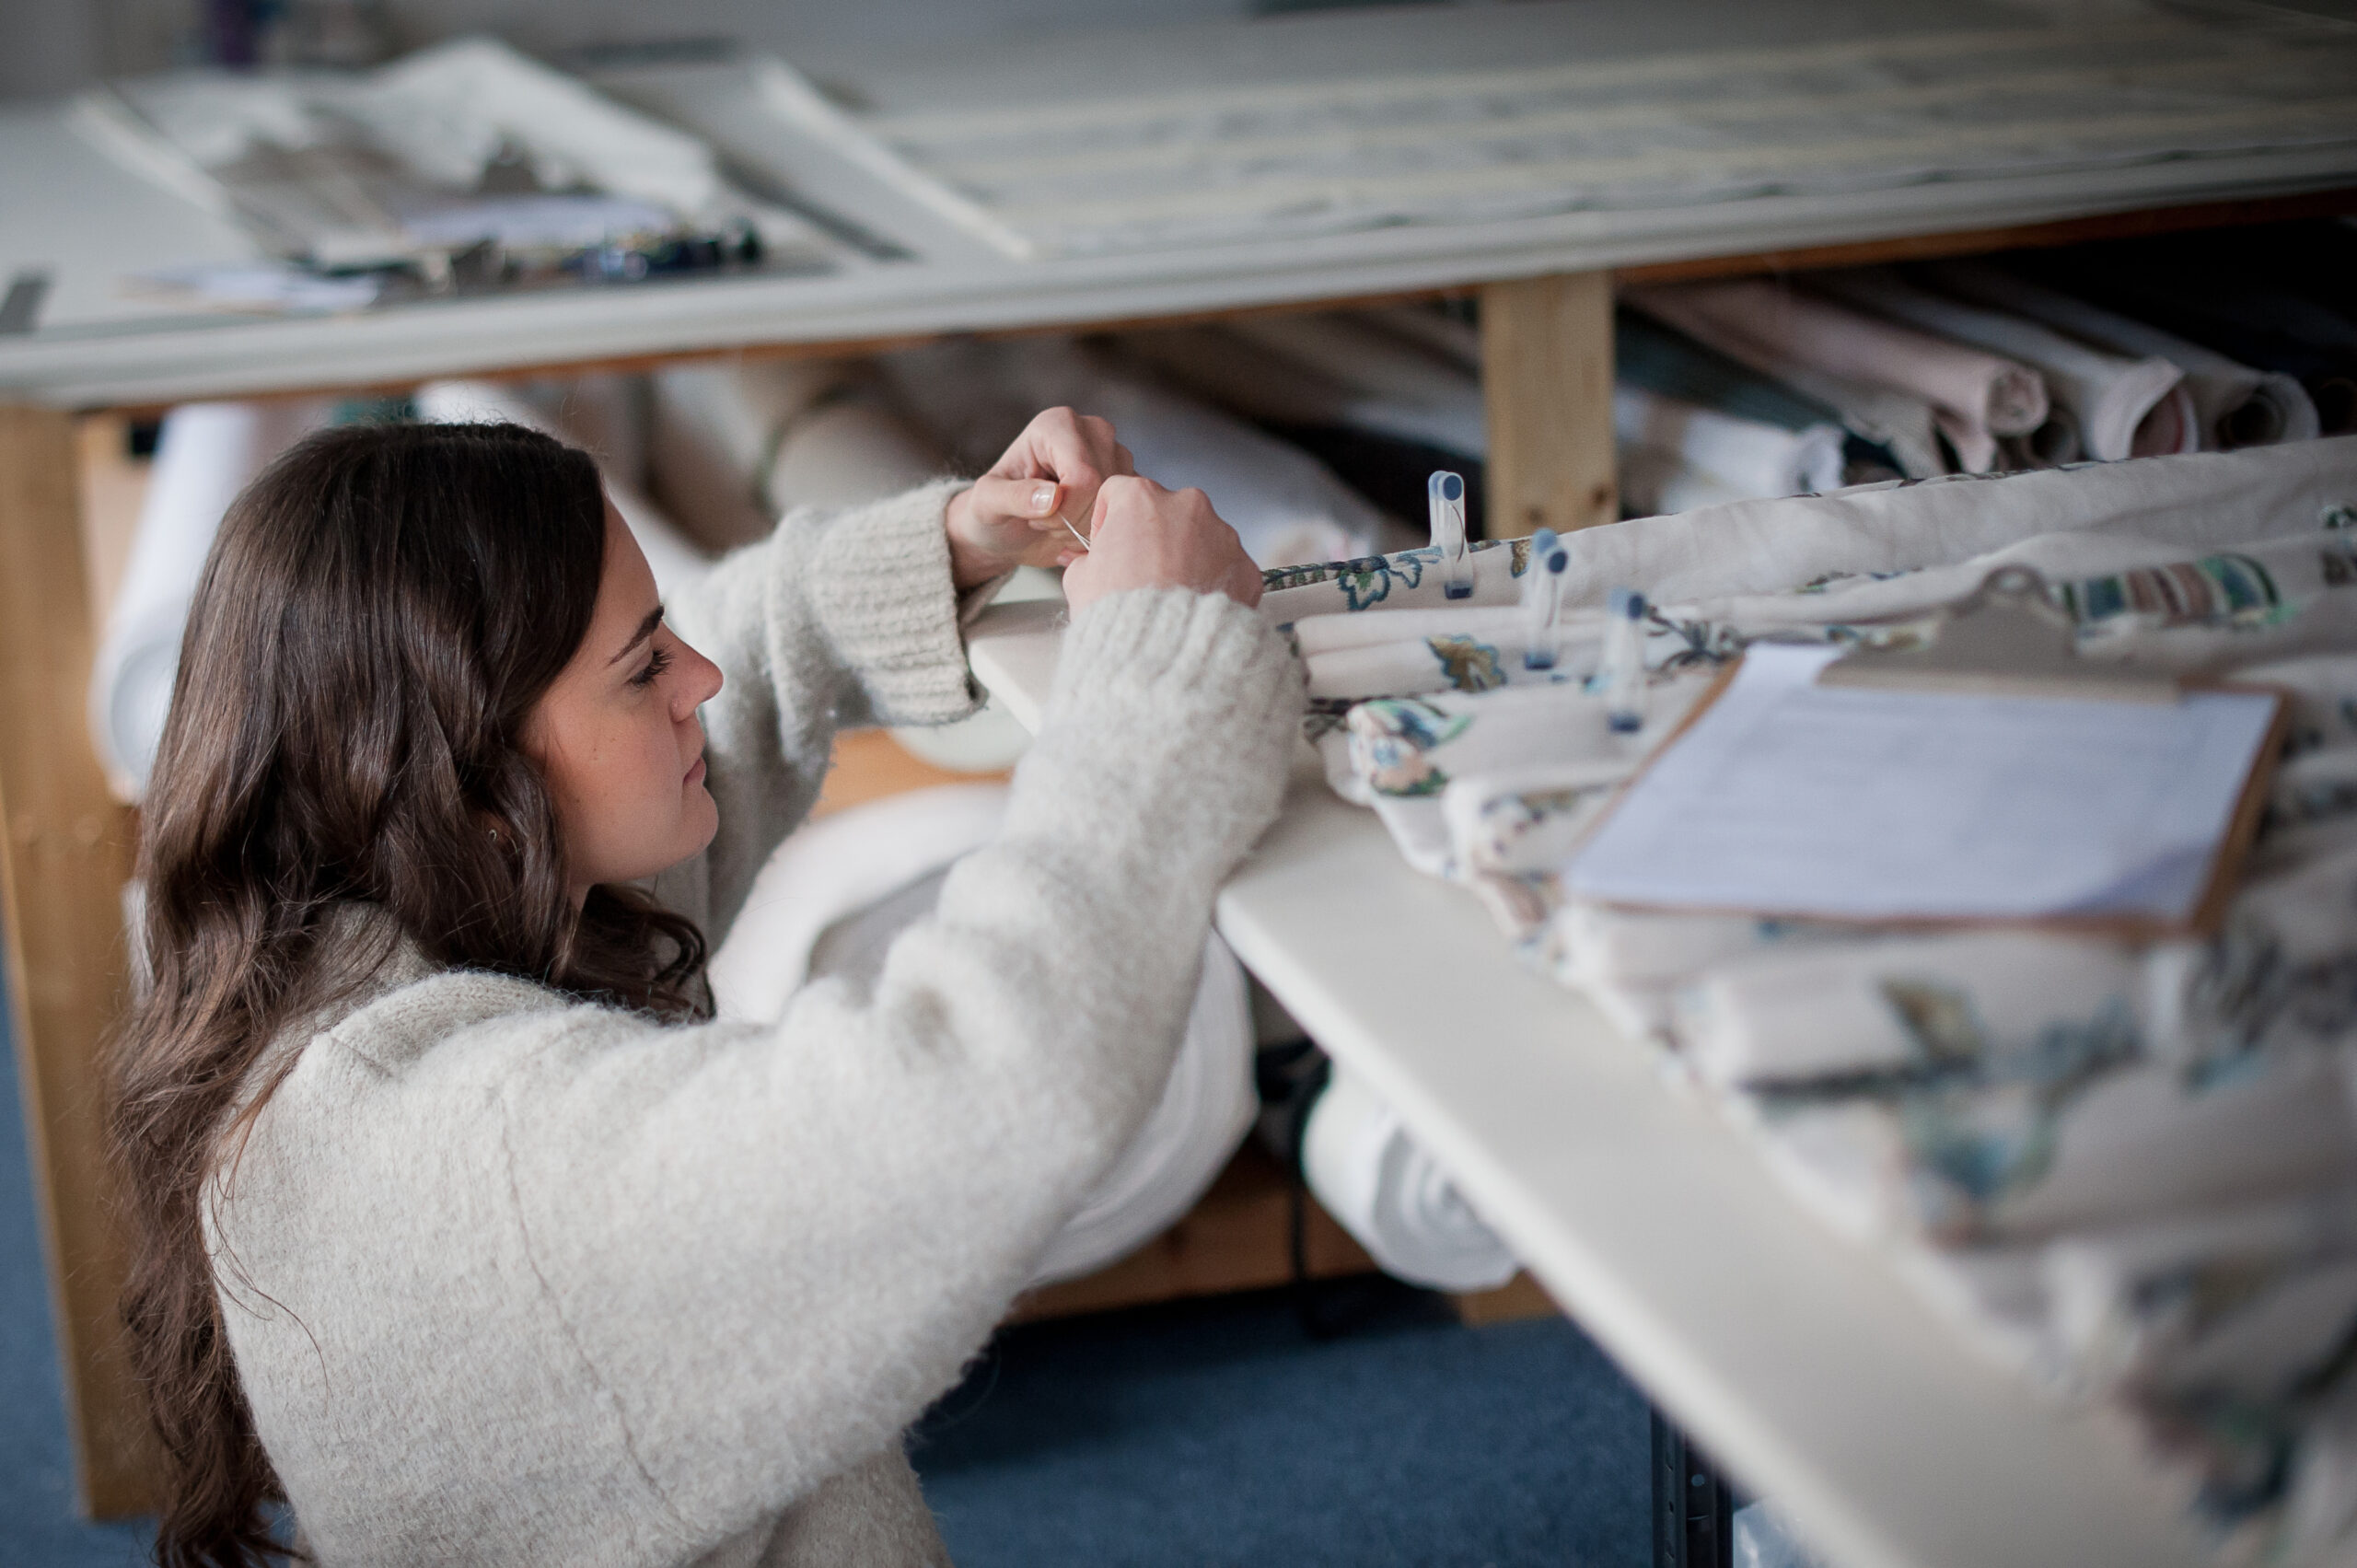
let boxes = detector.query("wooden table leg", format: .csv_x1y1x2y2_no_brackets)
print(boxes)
1480,271,1618,539
0,405,157,1517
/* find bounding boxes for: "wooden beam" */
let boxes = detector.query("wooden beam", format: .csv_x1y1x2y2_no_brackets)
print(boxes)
1481,271,1617,539
0,406,157,1517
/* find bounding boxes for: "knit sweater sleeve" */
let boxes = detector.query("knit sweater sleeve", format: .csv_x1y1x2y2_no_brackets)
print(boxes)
484,587,1301,1549
666,478,980,938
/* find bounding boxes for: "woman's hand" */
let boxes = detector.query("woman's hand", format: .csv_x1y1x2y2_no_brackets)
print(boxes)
1061,476,1262,614
944,406,1133,589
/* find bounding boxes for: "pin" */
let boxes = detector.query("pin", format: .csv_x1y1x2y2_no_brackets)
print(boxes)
1428,470,1472,599
1598,587,1647,732
1060,514,1091,552
1520,528,1569,670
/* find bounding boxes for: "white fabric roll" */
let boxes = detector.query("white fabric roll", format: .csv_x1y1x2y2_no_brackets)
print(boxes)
707,784,1259,1287
1923,260,2323,452
1815,269,2193,463
645,359,952,550
881,338,1388,568
1218,312,1488,457
415,380,712,602
1614,385,1847,516
1301,1059,1518,1292
1625,279,2045,473
765,395,948,513
646,360,833,550
88,399,332,800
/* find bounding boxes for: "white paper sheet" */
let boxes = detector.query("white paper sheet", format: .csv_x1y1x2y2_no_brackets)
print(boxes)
1564,644,2278,923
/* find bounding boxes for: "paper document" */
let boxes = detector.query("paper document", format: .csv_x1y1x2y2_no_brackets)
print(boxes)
1564,644,2279,923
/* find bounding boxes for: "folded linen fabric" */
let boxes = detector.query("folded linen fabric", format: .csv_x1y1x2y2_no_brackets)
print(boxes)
2277,1371,2357,1568
1492,436,2357,621
2167,842,2357,1082
1615,385,1848,517
1443,762,1638,878
881,337,1387,567
1343,676,1700,804
1925,261,2322,452
415,380,713,600
1263,537,1534,623
708,784,1259,1288
2041,1185,2357,1405
1623,279,2048,472
1813,268,2194,464
1654,521,2357,684
1745,1040,2357,1249
1675,932,2145,1093
1300,1059,1518,1293
88,399,331,800
1301,605,1607,702
2238,652,2357,758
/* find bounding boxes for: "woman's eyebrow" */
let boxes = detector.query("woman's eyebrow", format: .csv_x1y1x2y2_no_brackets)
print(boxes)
608,606,666,666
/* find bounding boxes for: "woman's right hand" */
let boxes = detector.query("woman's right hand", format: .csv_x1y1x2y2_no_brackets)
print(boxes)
1061,476,1262,614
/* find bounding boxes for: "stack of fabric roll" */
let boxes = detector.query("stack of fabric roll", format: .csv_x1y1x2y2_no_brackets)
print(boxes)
1622,231,2342,489
1270,434,2357,1562
1121,303,1855,524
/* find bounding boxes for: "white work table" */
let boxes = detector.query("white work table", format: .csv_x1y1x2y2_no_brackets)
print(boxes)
969,598,2205,1568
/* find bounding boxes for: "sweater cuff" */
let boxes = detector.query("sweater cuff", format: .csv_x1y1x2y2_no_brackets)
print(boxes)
808,478,977,726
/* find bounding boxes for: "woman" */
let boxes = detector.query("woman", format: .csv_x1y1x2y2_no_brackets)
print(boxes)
109,408,1299,1568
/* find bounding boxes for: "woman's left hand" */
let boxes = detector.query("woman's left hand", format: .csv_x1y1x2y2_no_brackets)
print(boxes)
944,407,1134,589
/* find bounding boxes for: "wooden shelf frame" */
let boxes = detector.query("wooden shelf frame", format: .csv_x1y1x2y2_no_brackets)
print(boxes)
1,179,2352,1522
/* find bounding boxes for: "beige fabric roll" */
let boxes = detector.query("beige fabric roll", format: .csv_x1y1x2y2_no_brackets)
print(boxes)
1625,280,2047,473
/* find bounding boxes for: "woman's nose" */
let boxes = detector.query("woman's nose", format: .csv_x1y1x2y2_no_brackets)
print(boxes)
677,639,724,714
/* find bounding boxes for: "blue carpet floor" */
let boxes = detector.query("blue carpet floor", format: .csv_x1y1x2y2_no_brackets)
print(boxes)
915,1282,1650,1568
2,952,1646,1567
0,969,153,1568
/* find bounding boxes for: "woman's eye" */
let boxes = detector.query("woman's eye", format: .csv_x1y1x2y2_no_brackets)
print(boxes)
629,646,674,690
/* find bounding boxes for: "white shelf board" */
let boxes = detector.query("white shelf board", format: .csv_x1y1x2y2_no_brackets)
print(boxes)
3,88,2351,408
967,601,2206,1568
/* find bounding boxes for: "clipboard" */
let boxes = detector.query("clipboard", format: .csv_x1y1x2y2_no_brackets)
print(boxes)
1562,566,2289,940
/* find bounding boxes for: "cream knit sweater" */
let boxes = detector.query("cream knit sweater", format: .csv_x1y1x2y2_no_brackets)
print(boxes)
206,481,1302,1566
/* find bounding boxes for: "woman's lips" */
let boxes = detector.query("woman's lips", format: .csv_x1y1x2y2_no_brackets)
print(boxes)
685,756,707,787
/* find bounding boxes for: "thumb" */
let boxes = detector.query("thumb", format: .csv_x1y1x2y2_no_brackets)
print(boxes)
963,474,1068,530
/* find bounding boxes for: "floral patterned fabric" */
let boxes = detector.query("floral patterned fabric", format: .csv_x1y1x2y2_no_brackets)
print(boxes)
1270,440,2357,1559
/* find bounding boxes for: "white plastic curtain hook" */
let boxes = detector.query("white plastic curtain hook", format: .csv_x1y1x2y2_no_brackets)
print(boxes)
1520,528,1568,669
1428,470,1471,599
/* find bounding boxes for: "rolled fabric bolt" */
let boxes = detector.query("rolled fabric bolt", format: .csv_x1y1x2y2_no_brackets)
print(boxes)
1623,279,2048,473
708,784,1258,1288
1429,470,1472,598
1301,1060,1518,1293
1599,587,1647,733
1520,528,1570,670
1926,261,2321,452
88,399,332,799
1813,269,2189,464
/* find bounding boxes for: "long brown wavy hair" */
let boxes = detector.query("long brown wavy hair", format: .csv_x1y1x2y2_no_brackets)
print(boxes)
108,420,710,1567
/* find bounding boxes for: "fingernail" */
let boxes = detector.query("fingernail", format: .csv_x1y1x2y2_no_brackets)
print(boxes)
1030,483,1058,514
